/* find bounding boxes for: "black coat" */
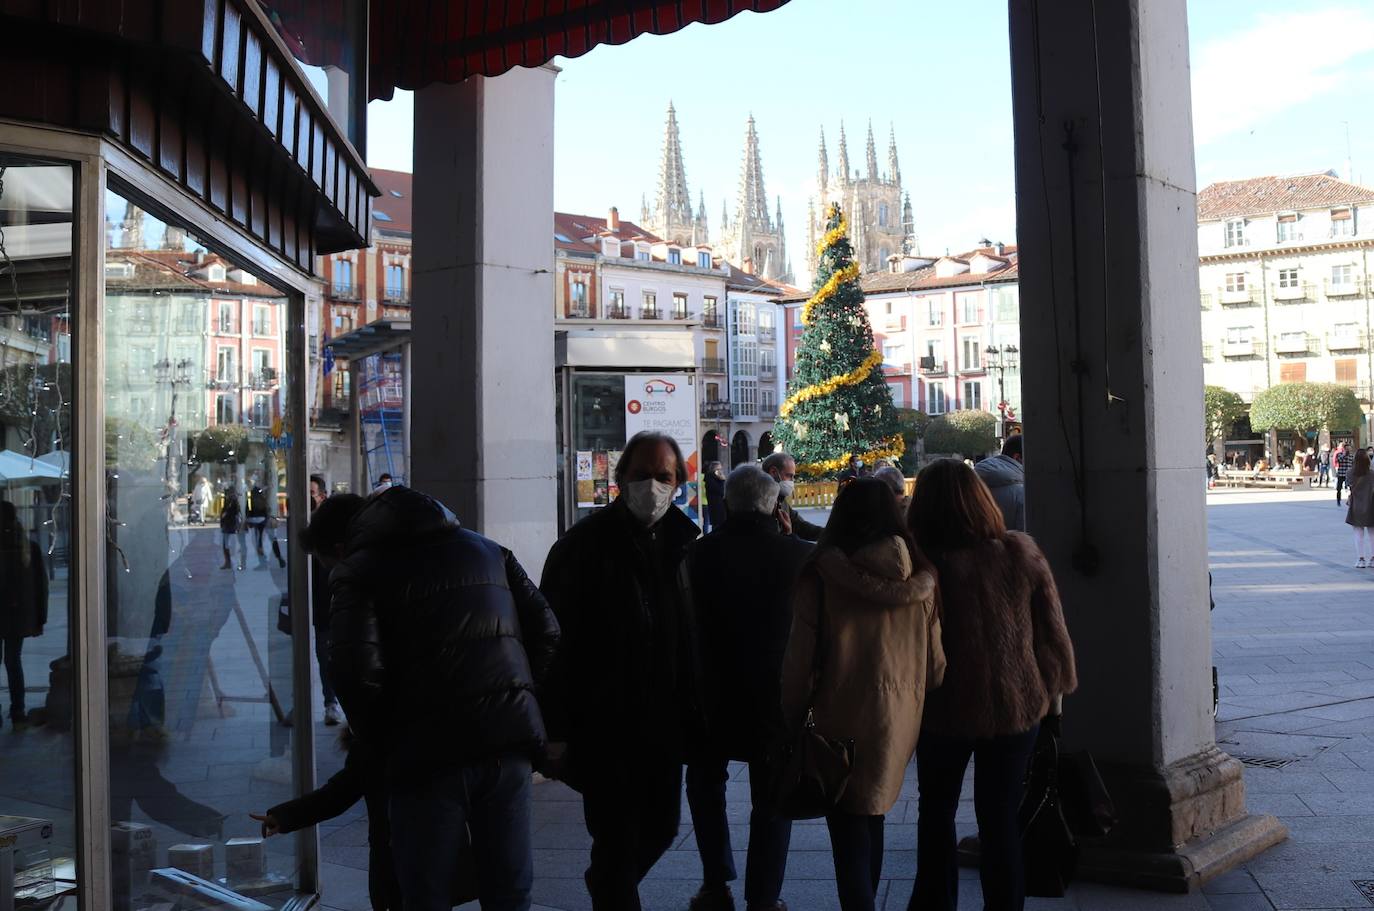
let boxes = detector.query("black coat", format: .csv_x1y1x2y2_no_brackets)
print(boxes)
0,540,47,640
690,512,812,759
326,486,560,772
705,473,727,531
785,501,823,542
539,499,703,777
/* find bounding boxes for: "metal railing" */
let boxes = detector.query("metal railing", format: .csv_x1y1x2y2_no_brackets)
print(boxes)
641,309,661,320
759,326,777,341
607,307,631,319
331,283,360,301
919,359,948,375
701,357,727,373
760,405,777,418
700,401,732,419
1271,282,1315,303
1218,287,1257,307
383,288,410,304
759,363,778,378
958,362,986,375
702,312,722,328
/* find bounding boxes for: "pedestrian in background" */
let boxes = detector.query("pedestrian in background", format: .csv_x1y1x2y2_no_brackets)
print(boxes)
685,465,812,911
1336,442,1354,506
906,459,1077,911
540,431,702,911
304,486,560,911
1319,445,1332,487
974,434,1026,531
703,460,727,534
781,479,945,911
219,486,246,570
873,466,908,512
1345,449,1374,568
0,501,46,730
763,452,823,541
308,474,343,726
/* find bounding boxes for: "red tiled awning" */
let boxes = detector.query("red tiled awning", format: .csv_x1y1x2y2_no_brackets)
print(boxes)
367,0,792,100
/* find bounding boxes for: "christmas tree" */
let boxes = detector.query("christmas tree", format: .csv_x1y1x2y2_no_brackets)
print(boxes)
774,204,902,476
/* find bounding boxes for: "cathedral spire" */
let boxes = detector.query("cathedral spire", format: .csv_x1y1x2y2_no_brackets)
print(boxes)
736,115,771,232
903,192,917,254
865,121,879,181
697,191,709,244
817,126,829,195
649,100,694,243
888,125,901,187
836,122,851,185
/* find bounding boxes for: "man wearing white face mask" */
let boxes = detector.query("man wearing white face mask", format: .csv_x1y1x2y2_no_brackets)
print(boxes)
539,431,705,911
761,452,823,542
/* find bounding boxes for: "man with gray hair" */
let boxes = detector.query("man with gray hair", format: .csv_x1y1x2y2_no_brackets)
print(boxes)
683,464,813,911
761,451,823,541
873,465,909,512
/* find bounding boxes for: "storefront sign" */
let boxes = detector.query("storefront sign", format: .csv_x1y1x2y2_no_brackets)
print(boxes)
624,374,699,524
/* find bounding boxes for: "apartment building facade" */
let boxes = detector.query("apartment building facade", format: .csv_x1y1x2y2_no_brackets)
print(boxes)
1199,173,1374,420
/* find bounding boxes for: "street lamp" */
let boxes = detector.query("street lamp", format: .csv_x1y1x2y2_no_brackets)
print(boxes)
984,344,1020,442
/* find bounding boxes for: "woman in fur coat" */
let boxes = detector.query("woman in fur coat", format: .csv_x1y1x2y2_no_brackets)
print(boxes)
781,479,946,911
906,459,1077,911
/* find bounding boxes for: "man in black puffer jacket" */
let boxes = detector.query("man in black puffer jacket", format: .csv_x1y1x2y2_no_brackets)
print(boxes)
302,486,560,911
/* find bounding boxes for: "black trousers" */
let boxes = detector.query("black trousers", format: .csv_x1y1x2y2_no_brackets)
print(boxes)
581,752,683,911
1338,474,1349,504
686,755,792,905
826,812,885,911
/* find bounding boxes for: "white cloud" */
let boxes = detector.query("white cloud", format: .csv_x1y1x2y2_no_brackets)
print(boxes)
1192,7,1374,146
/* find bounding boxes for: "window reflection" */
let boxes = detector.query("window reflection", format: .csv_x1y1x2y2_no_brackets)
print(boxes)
104,189,298,907
0,155,77,908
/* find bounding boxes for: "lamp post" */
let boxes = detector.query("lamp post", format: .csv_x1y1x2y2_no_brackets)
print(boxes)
984,343,1020,443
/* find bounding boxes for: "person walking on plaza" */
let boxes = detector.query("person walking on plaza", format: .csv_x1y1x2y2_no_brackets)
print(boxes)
219,485,246,570
762,452,823,541
974,434,1026,531
191,474,213,525
1345,449,1374,567
873,465,909,511
704,460,727,534
906,459,1078,911
1336,442,1354,506
539,431,703,911
303,485,560,911
0,502,47,730
780,479,945,911
1319,445,1332,487
685,465,813,911
308,475,343,726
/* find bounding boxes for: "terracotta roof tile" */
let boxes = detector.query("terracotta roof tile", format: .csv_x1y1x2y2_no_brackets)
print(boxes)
554,211,663,254
1197,172,1374,220
370,168,412,234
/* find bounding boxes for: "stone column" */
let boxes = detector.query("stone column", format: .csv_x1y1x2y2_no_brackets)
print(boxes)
410,67,559,571
1009,0,1284,890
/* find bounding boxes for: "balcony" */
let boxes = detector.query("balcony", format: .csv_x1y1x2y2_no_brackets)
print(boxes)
607,307,631,319
919,357,948,376
700,401,732,420
672,309,690,321
1326,278,1364,298
760,405,777,418
701,357,727,373
251,320,271,337
1327,331,1367,352
250,368,278,390
759,363,778,379
1273,334,1317,356
882,362,911,376
1272,282,1314,303
1218,287,1256,307
759,325,777,342
879,314,907,332
641,309,661,320
1222,339,1265,359
702,312,722,328
331,282,360,301
565,308,592,319
383,288,410,304
958,362,986,376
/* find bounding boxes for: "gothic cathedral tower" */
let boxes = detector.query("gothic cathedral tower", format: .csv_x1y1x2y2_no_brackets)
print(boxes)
807,122,913,276
643,102,709,246
720,116,793,284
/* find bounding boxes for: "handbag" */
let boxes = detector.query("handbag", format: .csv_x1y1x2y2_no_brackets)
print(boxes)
1019,730,1079,897
770,579,854,820
1059,749,1116,838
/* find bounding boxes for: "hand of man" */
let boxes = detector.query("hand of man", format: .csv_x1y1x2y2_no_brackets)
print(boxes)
541,741,569,780
775,504,793,536
249,812,280,837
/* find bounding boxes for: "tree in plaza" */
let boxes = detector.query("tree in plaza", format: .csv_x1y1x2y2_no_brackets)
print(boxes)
1249,382,1363,440
924,409,997,459
1203,385,1247,446
773,204,902,476
895,407,931,473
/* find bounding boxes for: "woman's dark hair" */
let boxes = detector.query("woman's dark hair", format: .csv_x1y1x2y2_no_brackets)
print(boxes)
299,493,366,555
1354,449,1372,482
614,431,688,488
907,458,1007,551
819,478,914,556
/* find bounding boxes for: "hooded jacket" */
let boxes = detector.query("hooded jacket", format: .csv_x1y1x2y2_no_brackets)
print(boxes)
326,486,560,770
973,454,1026,531
921,531,1076,739
780,535,945,816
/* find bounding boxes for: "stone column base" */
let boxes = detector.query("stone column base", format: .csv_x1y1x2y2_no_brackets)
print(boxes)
958,746,1288,892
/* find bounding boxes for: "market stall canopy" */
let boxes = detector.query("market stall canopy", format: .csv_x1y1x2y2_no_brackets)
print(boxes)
0,450,66,485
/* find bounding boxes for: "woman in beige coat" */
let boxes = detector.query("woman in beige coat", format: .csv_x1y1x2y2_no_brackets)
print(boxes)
907,459,1077,911
781,479,946,911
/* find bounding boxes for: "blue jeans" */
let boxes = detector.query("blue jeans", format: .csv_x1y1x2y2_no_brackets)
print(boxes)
686,756,792,904
313,626,336,706
912,726,1039,911
389,755,534,911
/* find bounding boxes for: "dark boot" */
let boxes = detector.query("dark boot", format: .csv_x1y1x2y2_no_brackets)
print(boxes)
221,547,232,570
272,539,285,568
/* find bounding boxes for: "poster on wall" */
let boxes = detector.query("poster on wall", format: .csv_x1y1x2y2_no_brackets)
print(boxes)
593,451,610,506
575,450,595,507
624,374,700,526
607,450,622,502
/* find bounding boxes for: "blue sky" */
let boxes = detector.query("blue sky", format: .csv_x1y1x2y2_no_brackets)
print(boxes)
367,0,1374,285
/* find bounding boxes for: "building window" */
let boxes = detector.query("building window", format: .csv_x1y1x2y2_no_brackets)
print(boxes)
333,306,357,335
215,394,236,424
958,293,980,324
961,336,981,370
1278,268,1299,289
252,348,272,385
1332,208,1355,237
888,382,905,408
994,286,1018,322
218,301,235,334
1224,272,1247,293
883,341,907,367
879,203,890,227
386,263,405,299
1225,326,1252,344
761,389,777,412
760,348,777,372
704,296,719,325
1279,362,1307,383
1279,331,1306,348
697,251,711,268
927,299,944,326
570,277,589,317
706,382,721,402
251,394,272,426
735,302,757,335
1224,219,1246,248
216,347,236,383
333,258,354,294
1332,264,1355,287
879,247,891,266
758,307,774,331
963,381,982,410
636,245,651,262
252,304,271,336
668,248,682,265
1333,321,1361,341
640,291,656,318
673,293,689,320
608,289,626,318
927,381,947,415
1336,357,1358,386
926,338,944,366
1276,214,1300,243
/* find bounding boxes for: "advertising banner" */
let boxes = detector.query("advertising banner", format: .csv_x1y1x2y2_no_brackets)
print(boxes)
624,374,699,525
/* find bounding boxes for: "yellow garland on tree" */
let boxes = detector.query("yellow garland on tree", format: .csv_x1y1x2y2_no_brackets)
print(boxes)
796,434,906,476
779,348,882,418
815,216,849,259
800,263,860,326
